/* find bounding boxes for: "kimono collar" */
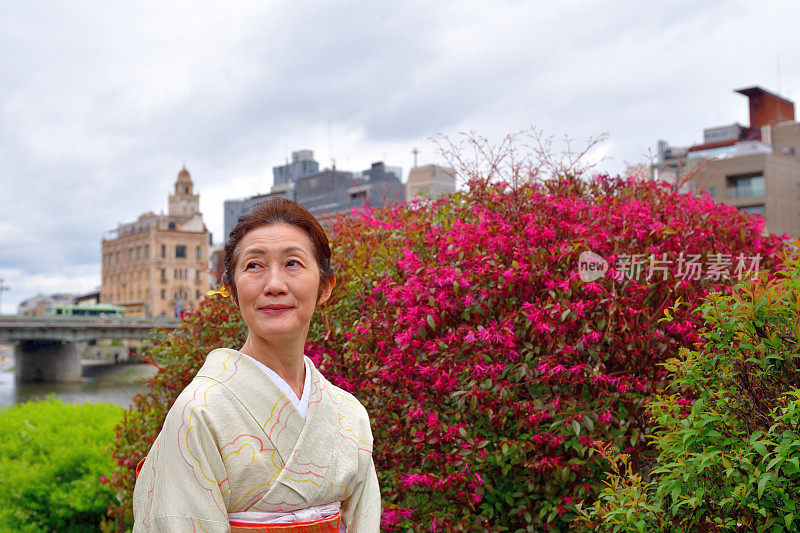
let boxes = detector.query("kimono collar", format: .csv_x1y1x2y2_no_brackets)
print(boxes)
196,348,341,505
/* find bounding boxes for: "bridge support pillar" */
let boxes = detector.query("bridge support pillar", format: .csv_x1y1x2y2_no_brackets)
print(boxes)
15,340,82,383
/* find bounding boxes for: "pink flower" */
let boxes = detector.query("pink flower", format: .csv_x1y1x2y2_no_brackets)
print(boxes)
426,412,439,428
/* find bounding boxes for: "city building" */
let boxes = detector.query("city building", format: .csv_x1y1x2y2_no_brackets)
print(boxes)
17,293,73,316
406,164,456,199
224,192,273,242
101,167,212,317
209,244,225,287
294,161,405,219
293,168,359,217
223,150,320,239
273,149,320,188
73,288,101,306
224,151,406,234
654,86,800,238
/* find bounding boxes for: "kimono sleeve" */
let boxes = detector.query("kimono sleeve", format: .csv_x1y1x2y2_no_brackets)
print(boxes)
340,454,381,532
132,382,231,532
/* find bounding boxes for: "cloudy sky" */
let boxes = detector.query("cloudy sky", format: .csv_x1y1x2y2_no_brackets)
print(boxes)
1,0,799,313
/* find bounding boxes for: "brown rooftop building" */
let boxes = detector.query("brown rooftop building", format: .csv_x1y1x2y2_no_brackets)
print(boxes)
654,86,800,239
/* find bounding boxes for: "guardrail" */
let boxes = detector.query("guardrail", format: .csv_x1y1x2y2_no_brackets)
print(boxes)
0,315,180,328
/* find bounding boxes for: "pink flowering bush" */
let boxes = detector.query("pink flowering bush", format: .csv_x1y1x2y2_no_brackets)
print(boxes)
307,162,785,530
106,134,786,531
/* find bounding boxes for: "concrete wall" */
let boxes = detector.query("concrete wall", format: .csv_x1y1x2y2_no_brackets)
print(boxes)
14,340,82,383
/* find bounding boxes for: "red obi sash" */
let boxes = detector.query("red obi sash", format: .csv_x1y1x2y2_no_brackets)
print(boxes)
229,513,340,532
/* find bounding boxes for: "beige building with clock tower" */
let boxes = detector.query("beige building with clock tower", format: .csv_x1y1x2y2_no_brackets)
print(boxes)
101,167,212,317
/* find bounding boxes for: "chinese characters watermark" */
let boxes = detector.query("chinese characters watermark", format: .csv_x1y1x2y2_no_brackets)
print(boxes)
578,250,762,283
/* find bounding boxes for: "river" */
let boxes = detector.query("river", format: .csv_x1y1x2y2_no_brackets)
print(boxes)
0,358,158,408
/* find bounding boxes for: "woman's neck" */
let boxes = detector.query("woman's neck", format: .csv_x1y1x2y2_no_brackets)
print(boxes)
240,334,305,398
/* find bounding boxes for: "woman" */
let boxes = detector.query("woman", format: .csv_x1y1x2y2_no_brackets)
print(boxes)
133,198,380,532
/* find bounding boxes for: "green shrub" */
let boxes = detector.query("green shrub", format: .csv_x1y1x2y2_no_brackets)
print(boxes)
575,251,800,532
0,397,122,533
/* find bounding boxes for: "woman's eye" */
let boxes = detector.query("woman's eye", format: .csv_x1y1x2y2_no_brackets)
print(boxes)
287,259,302,267
246,262,260,270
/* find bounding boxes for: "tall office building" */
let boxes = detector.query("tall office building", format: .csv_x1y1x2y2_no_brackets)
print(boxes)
101,167,212,316
224,152,406,232
273,149,320,187
654,86,800,238
224,150,320,239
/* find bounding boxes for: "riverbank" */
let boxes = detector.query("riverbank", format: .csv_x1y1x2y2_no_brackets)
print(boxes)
82,360,158,384
0,361,157,407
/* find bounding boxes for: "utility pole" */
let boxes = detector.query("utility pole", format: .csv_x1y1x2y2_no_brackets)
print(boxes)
0,278,8,315
412,147,419,168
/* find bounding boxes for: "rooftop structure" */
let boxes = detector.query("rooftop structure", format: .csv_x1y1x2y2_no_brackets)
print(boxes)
654,86,800,239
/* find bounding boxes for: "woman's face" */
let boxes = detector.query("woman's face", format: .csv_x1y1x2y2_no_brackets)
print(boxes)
233,223,332,345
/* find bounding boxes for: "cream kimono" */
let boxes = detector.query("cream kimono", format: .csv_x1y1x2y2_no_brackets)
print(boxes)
133,348,380,532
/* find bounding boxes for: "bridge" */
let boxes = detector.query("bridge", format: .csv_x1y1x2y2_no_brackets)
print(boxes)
0,315,180,383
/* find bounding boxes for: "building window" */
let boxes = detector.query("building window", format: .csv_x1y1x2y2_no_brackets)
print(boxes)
168,222,176,230
738,205,765,216
195,270,201,283
176,245,187,259
196,246,201,260
708,186,716,199
161,244,166,258
129,249,133,262
144,245,150,258
161,269,166,281
136,246,141,260
161,289,165,300
115,251,120,264
726,173,765,198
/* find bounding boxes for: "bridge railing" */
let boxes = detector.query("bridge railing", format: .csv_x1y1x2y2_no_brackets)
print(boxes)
0,315,181,327
0,315,181,343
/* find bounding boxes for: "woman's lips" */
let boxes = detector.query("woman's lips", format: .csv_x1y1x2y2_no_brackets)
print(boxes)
259,305,291,315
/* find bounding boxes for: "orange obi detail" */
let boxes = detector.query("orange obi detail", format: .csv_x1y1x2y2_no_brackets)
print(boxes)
229,512,340,533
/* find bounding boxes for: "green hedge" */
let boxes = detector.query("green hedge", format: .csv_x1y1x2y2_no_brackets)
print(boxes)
0,397,121,533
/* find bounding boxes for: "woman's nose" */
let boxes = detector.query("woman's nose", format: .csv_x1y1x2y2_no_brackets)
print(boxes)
262,268,288,294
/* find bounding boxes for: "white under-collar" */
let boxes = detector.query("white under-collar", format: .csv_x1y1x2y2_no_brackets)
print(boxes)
239,352,312,420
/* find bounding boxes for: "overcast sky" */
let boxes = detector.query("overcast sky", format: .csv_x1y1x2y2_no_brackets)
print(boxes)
1,0,799,313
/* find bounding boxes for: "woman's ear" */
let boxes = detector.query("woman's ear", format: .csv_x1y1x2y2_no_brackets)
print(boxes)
317,275,336,305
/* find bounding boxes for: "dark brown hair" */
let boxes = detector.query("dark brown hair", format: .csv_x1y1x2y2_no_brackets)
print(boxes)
222,197,335,305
